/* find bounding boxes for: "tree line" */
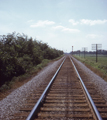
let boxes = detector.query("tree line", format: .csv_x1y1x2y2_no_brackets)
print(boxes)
71,50,107,55
0,32,63,86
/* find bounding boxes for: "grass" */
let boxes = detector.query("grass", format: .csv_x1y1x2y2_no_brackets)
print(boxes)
73,54,107,82
0,55,63,100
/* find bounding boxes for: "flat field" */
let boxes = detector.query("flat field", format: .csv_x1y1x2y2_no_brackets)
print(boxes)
74,54,107,81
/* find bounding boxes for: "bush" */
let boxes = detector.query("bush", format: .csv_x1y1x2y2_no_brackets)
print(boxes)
0,32,64,87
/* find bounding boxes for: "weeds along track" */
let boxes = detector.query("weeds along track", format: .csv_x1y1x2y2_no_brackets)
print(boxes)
13,56,107,120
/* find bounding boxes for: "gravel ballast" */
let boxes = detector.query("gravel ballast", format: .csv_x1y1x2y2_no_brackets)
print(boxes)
72,56,107,102
0,57,64,120
0,56,107,119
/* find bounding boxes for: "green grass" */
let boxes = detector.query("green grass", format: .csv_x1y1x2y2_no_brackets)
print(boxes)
73,54,107,81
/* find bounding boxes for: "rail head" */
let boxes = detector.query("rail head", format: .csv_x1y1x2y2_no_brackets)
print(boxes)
26,57,66,120
70,56,102,120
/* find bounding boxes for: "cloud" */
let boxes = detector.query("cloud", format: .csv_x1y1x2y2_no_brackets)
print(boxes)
53,25,64,29
53,25,80,33
86,34,103,39
80,19,107,26
62,28,80,32
30,20,55,27
69,19,107,26
69,19,79,25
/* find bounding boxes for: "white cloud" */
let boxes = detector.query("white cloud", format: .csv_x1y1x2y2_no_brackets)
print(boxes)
62,28,80,32
53,25,80,33
30,20,55,27
69,19,107,26
53,25,64,29
69,19,79,25
86,34,103,39
80,19,107,25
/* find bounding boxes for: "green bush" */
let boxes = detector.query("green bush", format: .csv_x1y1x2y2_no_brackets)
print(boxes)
0,32,64,87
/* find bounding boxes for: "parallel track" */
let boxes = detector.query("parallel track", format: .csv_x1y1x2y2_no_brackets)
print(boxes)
13,56,107,120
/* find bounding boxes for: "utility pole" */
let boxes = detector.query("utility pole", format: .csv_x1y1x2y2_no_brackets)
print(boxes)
84,48,85,58
79,50,80,57
82,47,87,58
72,46,73,55
78,50,80,57
96,44,97,62
92,44,102,62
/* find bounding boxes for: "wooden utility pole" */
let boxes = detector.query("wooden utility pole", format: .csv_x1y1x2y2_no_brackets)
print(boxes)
82,47,87,58
96,44,97,62
72,46,73,55
79,50,80,57
92,44,102,63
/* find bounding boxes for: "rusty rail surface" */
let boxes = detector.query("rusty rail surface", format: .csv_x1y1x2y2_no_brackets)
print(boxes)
13,56,107,120
70,57,102,120
26,57,66,120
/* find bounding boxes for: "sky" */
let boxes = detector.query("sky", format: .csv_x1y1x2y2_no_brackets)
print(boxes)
0,0,107,52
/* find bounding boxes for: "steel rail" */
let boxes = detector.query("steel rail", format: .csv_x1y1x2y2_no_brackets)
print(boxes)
26,57,66,120
70,56,102,120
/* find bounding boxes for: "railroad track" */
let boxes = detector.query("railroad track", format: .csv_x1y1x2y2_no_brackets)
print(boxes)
13,56,107,120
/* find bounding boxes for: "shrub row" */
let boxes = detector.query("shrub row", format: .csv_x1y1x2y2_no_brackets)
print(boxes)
0,32,63,86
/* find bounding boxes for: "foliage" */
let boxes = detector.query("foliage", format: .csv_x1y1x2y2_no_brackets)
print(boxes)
0,32,63,87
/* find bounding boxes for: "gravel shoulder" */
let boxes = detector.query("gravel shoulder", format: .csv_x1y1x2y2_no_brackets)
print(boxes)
0,57,64,120
1,56,107,120
72,56,107,103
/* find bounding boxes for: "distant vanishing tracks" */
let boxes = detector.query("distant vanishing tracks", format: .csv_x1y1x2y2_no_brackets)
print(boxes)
13,56,107,120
